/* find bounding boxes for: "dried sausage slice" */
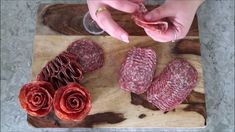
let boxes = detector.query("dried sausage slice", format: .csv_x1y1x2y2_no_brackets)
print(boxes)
66,39,104,73
119,47,157,94
147,59,198,111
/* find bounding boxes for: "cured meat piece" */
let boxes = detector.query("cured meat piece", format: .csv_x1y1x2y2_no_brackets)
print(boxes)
18,81,55,117
53,83,91,121
37,51,83,90
147,59,198,112
66,39,104,73
132,2,168,32
119,47,157,94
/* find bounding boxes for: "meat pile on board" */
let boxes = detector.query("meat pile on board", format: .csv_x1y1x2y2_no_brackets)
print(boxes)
19,39,104,121
119,48,198,112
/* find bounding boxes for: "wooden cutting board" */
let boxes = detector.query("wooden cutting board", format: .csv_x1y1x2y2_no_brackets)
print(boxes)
29,4,206,128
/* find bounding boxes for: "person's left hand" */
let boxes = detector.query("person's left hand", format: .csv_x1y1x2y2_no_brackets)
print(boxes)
87,0,139,43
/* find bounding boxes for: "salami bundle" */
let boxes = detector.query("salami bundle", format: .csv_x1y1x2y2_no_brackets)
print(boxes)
119,47,157,94
147,59,198,111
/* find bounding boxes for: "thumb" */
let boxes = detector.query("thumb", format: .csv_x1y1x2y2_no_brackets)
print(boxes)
144,6,173,21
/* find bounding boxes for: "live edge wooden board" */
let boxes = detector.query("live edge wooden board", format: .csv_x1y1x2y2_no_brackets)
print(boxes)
30,4,206,128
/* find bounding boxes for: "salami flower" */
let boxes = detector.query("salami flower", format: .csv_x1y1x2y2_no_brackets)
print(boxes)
18,81,55,117
53,83,91,121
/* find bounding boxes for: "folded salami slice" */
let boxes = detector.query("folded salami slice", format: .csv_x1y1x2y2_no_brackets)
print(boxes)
119,47,157,94
132,2,168,32
147,59,198,111
36,51,83,90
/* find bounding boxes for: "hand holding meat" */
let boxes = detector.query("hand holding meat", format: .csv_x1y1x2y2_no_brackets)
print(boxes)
143,0,204,42
87,0,139,43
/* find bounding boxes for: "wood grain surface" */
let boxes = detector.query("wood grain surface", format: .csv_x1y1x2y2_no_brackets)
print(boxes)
29,4,206,128
36,4,199,37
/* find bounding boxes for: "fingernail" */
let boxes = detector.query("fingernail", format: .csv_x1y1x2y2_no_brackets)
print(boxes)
121,34,129,43
144,14,152,21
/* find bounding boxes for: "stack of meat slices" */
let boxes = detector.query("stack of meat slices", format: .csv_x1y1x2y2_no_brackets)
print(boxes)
119,47,157,94
119,47,198,112
37,39,104,89
147,59,198,111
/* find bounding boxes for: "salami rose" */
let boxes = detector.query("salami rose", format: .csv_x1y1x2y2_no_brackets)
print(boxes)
147,59,198,111
18,81,55,117
53,83,91,121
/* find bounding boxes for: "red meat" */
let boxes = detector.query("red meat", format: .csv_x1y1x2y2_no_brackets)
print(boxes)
119,47,157,94
66,39,104,73
18,81,55,117
53,83,91,121
147,59,198,112
36,51,83,90
132,2,168,32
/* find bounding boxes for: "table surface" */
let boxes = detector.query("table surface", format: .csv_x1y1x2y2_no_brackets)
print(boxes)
1,0,234,132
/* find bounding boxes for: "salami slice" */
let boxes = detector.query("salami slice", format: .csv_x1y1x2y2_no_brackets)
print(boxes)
66,39,104,73
119,47,157,94
147,59,198,112
132,2,168,32
37,51,83,89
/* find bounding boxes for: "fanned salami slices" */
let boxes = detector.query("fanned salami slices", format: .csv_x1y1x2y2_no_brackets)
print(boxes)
119,47,157,94
53,83,91,121
147,59,198,111
37,51,83,90
132,1,168,32
18,81,55,117
66,39,104,73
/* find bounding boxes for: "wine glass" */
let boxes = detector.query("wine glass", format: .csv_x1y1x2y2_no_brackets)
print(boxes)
83,11,104,35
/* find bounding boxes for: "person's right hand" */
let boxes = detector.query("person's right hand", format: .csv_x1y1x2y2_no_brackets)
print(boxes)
87,0,139,43
143,0,204,42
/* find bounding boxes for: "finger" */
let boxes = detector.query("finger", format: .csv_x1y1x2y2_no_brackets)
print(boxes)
102,0,139,13
87,0,102,20
144,28,178,42
96,11,129,43
129,0,144,3
144,6,174,21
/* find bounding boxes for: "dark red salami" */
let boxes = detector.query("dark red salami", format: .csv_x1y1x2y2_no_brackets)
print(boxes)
119,47,157,94
37,51,83,90
147,59,198,112
132,2,168,32
66,39,104,73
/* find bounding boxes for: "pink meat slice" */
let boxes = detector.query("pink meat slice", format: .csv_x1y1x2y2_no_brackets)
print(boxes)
147,59,198,112
119,47,157,94
132,2,168,32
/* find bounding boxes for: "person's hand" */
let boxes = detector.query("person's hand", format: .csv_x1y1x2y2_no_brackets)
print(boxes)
143,0,205,42
87,0,139,43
